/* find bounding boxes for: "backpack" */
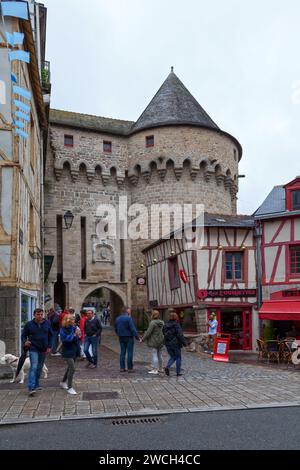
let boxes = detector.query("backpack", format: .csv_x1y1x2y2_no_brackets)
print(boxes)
51,313,60,331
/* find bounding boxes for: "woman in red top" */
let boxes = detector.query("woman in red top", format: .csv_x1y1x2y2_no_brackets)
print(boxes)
79,311,88,358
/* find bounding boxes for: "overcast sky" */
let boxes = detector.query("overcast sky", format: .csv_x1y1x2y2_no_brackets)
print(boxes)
42,0,300,215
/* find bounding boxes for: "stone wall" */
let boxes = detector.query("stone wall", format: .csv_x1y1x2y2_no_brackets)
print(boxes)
45,122,240,313
0,287,19,355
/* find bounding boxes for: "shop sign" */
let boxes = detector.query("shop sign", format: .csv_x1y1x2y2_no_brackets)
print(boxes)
197,289,257,300
136,276,146,286
283,290,300,298
213,334,231,362
179,269,189,284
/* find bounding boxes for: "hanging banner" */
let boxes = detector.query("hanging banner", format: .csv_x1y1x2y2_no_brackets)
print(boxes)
15,128,28,139
13,99,30,113
13,85,31,101
13,120,25,129
1,2,29,20
11,73,18,84
5,31,24,47
9,50,30,64
15,110,30,122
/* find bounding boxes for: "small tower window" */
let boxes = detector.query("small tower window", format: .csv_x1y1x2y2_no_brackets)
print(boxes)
64,135,74,147
103,141,112,153
146,135,154,148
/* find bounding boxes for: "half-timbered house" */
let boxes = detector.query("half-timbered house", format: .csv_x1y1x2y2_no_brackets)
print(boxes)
255,177,300,340
143,214,259,351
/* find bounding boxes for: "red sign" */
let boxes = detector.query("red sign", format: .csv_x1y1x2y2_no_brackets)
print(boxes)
197,289,256,299
179,269,189,284
197,290,208,300
213,334,231,362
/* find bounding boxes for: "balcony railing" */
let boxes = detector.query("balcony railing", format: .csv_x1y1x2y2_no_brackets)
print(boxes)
41,60,51,89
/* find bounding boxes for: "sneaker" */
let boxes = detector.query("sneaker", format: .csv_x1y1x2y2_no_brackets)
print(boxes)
28,390,36,397
164,367,170,377
36,387,43,391
128,369,135,373
148,370,159,375
60,382,68,390
158,369,164,373
177,373,183,377
120,369,126,373
67,388,77,395
86,362,93,368
51,352,61,357
89,364,97,369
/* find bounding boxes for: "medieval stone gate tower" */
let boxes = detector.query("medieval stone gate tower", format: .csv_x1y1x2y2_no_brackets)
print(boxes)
44,69,242,319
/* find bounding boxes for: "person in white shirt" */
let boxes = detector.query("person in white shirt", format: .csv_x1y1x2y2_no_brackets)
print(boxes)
207,312,218,354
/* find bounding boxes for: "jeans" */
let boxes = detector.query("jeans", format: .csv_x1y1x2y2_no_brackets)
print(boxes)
119,337,134,370
84,336,99,365
62,358,76,388
151,347,163,371
28,351,46,391
51,330,59,353
166,347,182,375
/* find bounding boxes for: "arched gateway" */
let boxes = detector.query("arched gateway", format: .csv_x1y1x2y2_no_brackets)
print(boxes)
79,283,127,324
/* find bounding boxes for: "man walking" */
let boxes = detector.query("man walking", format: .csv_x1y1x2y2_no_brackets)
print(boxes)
115,307,139,373
84,310,102,368
21,308,52,396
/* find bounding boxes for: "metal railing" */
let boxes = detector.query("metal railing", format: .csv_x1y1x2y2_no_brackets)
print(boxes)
41,60,51,88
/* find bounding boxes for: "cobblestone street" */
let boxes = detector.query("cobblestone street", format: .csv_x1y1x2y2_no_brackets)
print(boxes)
1,328,300,425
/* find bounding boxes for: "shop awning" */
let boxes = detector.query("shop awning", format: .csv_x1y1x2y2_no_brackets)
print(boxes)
259,300,300,321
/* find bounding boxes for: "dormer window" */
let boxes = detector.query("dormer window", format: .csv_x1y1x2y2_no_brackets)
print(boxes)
146,135,154,148
285,178,300,211
103,141,112,153
292,191,300,210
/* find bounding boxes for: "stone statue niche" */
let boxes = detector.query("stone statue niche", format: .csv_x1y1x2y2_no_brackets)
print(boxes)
91,234,116,264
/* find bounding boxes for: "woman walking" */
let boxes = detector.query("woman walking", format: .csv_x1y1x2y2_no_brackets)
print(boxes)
59,314,81,395
140,310,164,375
163,311,187,377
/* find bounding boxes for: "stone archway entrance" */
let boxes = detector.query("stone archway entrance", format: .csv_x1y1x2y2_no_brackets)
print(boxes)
79,283,127,325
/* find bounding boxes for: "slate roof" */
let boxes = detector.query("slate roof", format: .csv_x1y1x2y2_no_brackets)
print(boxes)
142,213,254,253
254,186,286,218
50,109,134,136
131,70,220,133
200,213,254,228
49,71,242,157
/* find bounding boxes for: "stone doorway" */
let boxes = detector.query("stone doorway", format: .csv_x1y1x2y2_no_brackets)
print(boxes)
80,286,126,325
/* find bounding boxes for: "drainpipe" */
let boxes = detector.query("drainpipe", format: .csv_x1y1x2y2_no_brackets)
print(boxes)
254,219,263,337
40,135,45,309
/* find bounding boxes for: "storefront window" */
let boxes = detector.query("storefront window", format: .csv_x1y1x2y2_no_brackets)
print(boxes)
20,293,37,329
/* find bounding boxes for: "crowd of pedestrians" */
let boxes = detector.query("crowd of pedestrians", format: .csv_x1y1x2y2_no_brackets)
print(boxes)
21,306,187,397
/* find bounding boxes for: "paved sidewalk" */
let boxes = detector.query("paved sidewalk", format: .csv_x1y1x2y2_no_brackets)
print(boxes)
1,328,300,425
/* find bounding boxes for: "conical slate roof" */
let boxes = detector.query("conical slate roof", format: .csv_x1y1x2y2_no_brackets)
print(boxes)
131,69,220,133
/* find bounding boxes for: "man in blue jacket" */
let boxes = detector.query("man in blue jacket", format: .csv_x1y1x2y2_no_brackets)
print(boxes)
115,307,139,373
21,308,52,396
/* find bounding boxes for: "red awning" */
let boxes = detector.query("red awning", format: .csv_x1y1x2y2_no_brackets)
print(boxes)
259,300,300,321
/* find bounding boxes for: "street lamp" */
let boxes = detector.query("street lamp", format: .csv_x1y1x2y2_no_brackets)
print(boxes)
44,211,75,230
63,211,74,230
